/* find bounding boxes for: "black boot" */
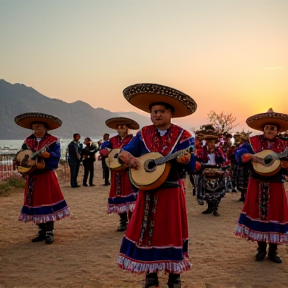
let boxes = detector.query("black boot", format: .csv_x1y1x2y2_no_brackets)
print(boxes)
116,213,128,232
168,273,181,288
213,208,220,217
202,202,213,214
144,273,159,288
45,231,54,244
255,241,267,261
31,223,46,242
45,221,54,244
268,243,282,263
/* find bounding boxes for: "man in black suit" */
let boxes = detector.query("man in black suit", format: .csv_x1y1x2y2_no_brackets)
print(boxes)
81,137,98,187
67,133,82,188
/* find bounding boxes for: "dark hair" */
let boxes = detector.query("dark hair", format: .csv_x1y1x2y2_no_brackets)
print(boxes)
262,123,280,131
73,133,80,139
103,133,109,138
149,102,175,114
30,121,49,129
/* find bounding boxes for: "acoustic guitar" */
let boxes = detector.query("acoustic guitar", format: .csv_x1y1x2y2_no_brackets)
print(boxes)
251,148,288,176
129,146,194,190
105,148,127,170
15,142,55,175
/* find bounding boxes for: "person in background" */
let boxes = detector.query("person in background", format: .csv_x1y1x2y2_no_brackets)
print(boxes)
196,125,226,216
81,137,98,187
101,117,139,232
67,133,82,188
99,133,110,186
14,112,70,245
235,108,288,264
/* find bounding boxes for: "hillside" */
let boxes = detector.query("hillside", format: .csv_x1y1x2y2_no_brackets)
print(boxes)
0,80,150,139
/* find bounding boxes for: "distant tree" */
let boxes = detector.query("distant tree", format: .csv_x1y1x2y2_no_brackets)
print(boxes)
207,111,238,134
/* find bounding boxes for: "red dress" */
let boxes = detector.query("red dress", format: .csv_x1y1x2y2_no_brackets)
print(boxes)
235,135,288,243
107,135,137,214
18,133,70,224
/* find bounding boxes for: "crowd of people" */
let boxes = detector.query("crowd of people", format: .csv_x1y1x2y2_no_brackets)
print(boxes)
13,83,288,288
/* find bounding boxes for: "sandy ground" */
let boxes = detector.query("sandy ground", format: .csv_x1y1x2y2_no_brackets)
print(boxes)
1,161,288,288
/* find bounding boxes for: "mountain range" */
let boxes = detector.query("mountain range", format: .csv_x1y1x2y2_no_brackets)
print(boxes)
0,79,151,140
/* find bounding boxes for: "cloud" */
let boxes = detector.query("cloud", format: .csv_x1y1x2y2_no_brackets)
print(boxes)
262,67,285,70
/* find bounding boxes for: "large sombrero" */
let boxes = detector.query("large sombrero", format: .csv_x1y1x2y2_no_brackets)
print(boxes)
246,108,288,132
105,117,139,130
199,124,220,141
123,83,197,118
14,112,62,130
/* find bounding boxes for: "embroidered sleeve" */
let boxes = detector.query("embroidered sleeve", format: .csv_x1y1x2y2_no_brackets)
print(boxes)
235,143,254,164
121,131,142,157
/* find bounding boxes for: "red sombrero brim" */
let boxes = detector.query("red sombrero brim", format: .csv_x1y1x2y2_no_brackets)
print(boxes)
123,83,197,118
105,117,140,130
246,111,288,132
14,112,62,130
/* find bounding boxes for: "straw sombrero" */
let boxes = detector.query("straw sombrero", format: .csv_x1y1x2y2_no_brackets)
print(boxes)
246,108,288,132
123,83,197,118
14,112,62,130
105,117,139,130
199,124,220,141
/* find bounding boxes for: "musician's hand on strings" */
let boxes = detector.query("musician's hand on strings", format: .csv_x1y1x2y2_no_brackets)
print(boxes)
241,153,253,162
176,152,191,164
40,151,50,158
281,160,288,169
195,161,201,171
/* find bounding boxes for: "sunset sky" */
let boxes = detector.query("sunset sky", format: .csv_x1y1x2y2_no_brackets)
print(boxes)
1,0,287,132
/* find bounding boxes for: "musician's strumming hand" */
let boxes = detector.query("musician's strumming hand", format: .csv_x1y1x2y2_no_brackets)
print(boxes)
40,151,50,158
241,153,253,162
281,160,288,169
119,150,139,170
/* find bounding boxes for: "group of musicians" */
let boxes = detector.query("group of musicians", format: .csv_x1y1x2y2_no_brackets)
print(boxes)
13,83,288,288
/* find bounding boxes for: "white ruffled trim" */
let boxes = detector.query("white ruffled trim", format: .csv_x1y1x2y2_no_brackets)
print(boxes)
235,224,288,244
107,202,135,214
18,207,70,224
117,254,191,274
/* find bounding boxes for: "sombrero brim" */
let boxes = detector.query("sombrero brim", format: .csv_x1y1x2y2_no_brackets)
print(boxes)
14,112,62,130
123,83,197,118
203,135,220,141
105,117,139,130
246,111,288,132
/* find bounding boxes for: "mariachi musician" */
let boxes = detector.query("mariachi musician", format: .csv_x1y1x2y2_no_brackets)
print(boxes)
14,112,70,244
117,83,199,288
231,131,251,202
235,108,288,263
196,125,226,216
100,117,139,232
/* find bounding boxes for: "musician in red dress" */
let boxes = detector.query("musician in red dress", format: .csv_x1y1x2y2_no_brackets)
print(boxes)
100,117,139,232
14,112,70,244
117,83,198,288
235,108,288,263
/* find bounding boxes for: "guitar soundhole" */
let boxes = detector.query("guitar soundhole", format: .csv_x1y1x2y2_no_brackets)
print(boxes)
144,159,157,172
114,153,119,158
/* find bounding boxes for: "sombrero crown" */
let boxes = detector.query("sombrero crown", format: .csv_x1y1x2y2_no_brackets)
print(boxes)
14,112,62,130
246,108,288,132
123,83,197,118
105,117,139,130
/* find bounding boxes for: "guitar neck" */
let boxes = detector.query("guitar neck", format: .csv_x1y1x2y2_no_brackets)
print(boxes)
155,146,194,165
277,148,288,159
30,141,55,160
